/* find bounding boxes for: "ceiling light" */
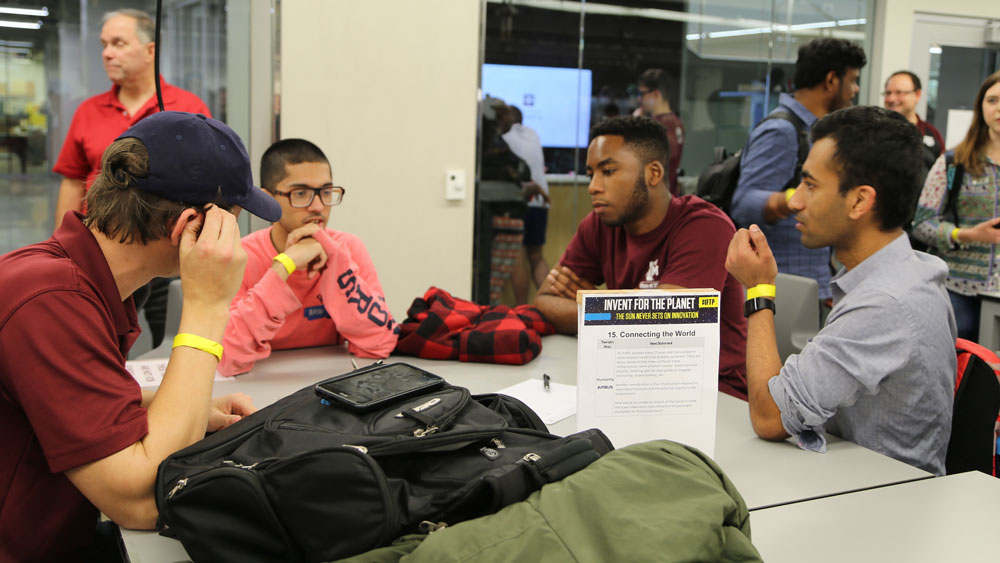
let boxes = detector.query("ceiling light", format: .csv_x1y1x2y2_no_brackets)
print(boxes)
0,19,41,29
0,6,48,17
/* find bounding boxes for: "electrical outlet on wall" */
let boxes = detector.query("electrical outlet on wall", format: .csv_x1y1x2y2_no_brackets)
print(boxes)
445,169,466,200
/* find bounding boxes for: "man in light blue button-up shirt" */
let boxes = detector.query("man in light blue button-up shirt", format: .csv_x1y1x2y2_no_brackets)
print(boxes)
726,106,956,475
731,38,867,302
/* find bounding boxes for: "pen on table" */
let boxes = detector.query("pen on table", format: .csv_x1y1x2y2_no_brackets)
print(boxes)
351,359,359,370
543,373,551,392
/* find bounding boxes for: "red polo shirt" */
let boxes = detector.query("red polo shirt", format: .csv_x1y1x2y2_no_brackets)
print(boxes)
0,212,147,562
53,79,211,189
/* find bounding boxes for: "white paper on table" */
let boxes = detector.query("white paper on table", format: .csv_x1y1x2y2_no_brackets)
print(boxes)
497,378,577,425
575,289,719,457
125,359,230,387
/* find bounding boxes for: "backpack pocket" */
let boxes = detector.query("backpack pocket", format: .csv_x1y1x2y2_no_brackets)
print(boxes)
160,462,299,563
162,446,401,563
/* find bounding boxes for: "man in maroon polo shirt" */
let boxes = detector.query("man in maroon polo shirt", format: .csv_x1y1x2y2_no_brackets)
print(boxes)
0,112,282,562
533,116,748,399
52,8,210,229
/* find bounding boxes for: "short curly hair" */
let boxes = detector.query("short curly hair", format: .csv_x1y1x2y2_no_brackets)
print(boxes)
793,38,867,90
589,116,670,169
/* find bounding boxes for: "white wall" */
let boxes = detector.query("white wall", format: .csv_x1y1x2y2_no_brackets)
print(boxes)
280,0,480,320
869,0,998,105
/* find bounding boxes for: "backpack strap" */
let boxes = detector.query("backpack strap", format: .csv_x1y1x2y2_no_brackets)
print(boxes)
943,150,965,232
755,111,810,190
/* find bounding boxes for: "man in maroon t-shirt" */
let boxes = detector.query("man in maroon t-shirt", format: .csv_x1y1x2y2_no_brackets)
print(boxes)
534,116,748,399
637,68,685,196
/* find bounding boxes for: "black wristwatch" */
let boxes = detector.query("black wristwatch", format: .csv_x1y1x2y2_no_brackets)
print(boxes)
744,297,776,318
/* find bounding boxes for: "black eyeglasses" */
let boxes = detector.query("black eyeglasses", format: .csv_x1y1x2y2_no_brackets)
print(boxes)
271,186,345,208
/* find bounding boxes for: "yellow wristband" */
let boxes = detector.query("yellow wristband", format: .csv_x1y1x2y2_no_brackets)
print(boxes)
951,227,961,243
273,253,296,275
784,188,796,203
747,284,776,300
172,333,223,361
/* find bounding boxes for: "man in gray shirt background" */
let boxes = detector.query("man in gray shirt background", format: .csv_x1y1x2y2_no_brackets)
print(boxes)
725,105,956,475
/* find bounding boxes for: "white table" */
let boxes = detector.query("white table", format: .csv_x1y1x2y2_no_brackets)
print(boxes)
750,470,1000,563
121,334,932,561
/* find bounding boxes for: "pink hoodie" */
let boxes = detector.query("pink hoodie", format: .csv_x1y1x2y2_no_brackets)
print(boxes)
219,227,398,376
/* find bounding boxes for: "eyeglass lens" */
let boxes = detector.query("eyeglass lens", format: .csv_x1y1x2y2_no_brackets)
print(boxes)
289,187,344,207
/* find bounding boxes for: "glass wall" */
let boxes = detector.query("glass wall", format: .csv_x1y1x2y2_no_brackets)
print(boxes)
475,0,870,305
0,0,233,254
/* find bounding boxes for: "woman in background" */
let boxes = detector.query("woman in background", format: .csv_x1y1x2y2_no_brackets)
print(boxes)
913,70,1000,341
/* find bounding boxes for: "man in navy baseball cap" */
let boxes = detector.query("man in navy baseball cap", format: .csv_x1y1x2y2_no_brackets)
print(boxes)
0,110,264,560
116,111,281,221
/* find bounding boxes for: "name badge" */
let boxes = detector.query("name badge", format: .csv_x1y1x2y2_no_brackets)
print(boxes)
304,305,330,321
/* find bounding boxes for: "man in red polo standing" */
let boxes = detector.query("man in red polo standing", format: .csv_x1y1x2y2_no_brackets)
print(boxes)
53,8,210,228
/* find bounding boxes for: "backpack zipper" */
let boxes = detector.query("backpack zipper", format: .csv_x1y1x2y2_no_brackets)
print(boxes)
167,478,188,499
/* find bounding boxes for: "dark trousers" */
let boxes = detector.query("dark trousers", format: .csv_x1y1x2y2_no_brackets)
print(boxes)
948,290,981,343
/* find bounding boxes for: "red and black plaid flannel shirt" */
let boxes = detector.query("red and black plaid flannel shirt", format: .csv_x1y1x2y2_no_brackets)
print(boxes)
394,287,555,364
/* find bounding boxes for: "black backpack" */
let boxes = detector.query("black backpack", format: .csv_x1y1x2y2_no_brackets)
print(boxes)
696,111,809,221
946,339,1000,476
155,380,613,563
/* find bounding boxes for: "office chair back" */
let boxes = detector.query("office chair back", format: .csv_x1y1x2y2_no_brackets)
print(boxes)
773,273,820,362
137,279,183,360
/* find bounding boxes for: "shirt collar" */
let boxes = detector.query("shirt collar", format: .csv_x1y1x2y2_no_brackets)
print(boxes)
777,92,818,127
101,77,177,110
830,232,911,296
53,212,136,337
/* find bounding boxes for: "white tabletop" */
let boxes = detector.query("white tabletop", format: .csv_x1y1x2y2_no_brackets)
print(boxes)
750,470,1000,562
121,334,933,561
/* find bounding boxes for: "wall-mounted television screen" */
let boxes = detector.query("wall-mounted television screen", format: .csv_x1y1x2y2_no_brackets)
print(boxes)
481,63,592,149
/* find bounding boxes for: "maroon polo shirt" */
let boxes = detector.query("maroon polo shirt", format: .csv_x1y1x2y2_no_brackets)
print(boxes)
0,212,147,562
560,195,748,399
53,79,211,190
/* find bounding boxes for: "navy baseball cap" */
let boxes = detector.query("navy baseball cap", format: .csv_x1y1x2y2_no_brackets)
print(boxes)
116,111,281,222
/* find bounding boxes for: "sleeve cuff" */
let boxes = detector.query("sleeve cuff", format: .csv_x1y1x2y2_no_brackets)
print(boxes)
258,267,304,317
768,374,828,454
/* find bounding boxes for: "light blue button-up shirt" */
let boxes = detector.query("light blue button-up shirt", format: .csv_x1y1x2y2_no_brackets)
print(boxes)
768,234,957,475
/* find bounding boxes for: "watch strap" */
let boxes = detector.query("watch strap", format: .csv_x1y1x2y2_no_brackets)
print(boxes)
744,296,776,318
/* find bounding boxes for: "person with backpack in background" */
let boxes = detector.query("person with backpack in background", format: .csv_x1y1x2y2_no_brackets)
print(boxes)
912,71,1000,343
730,38,866,316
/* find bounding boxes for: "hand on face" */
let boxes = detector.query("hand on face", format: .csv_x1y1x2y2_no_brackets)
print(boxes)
283,224,328,279
539,265,596,299
725,225,779,288
179,205,247,311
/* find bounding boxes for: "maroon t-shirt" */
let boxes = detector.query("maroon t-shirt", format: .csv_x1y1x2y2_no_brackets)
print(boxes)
0,212,147,561
653,112,685,197
561,195,748,399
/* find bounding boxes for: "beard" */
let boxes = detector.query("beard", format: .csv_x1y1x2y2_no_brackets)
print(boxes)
601,173,649,228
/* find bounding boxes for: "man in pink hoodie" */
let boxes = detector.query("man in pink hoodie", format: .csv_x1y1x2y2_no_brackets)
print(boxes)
220,139,398,375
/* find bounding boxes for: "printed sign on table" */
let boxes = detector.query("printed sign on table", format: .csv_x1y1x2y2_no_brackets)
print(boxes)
576,289,720,456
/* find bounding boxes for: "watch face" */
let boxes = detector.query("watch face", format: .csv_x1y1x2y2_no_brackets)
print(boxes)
744,297,776,318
